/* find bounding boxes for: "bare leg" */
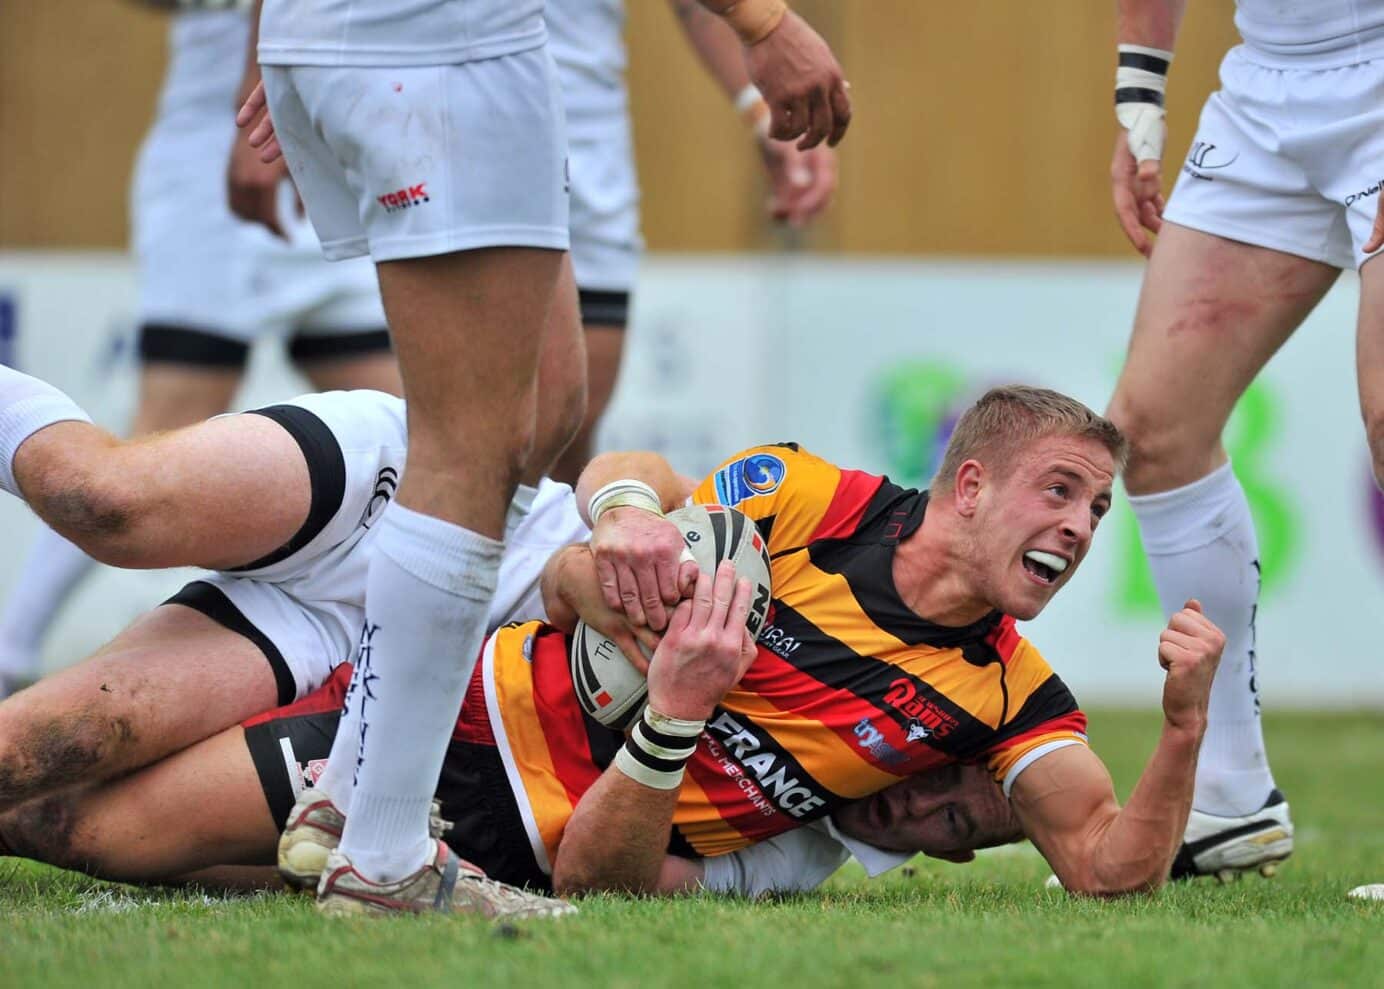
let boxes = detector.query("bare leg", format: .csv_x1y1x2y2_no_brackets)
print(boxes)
528,256,588,484
11,411,309,571
0,364,245,692
550,322,623,487
330,245,584,883
1107,222,1338,818
0,725,278,882
0,607,278,813
1355,254,1384,488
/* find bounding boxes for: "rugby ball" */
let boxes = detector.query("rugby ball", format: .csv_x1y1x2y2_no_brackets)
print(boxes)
570,504,772,730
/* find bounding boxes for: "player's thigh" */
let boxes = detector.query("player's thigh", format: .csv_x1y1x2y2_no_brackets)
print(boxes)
113,410,312,570
1355,253,1384,474
130,362,243,436
1108,222,1338,490
0,726,278,882
0,605,280,802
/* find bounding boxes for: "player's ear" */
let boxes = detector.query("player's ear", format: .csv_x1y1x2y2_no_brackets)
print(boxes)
954,460,985,517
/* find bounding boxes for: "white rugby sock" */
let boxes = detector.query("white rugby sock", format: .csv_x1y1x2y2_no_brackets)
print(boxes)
0,527,95,679
1129,462,1276,817
335,502,502,883
318,485,537,817
0,365,91,497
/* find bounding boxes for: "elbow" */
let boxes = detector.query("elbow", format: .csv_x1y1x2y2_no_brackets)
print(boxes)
1059,855,1170,898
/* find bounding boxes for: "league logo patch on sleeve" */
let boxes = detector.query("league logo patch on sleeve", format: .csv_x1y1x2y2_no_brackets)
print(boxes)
713,453,787,506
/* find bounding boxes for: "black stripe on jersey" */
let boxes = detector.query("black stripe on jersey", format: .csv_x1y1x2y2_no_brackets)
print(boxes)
704,704,848,820
232,405,348,572
580,707,625,771
770,442,801,452
766,601,994,760
807,488,1002,649
968,674,1081,757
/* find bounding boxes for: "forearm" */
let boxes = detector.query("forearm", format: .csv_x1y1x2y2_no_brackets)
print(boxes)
575,451,694,525
551,767,680,895
238,0,265,105
669,0,752,99
1116,0,1186,51
1085,720,1203,893
694,0,787,47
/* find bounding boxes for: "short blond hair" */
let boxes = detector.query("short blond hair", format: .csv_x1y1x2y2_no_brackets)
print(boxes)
928,385,1127,497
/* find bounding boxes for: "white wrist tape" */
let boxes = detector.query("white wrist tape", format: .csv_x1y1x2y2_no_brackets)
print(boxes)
613,707,705,791
735,84,771,139
1115,44,1173,164
588,478,663,525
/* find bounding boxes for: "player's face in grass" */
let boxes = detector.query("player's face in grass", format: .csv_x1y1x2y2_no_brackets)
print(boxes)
969,434,1115,621
833,762,1020,859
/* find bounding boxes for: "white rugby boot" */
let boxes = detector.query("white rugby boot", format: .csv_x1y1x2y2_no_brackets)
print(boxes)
276,790,452,892
1171,789,1294,883
315,840,576,919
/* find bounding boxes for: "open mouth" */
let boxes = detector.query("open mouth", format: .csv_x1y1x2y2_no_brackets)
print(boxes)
1022,550,1069,585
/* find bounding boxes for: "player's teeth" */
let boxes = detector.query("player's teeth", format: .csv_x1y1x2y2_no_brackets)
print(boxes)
1024,550,1068,574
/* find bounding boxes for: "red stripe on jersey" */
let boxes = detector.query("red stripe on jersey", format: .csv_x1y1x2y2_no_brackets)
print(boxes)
808,470,884,543
452,652,494,746
684,739,790,846
528,633,604,806
993,711,1089,755
738,648,943,775
987,615,1022,664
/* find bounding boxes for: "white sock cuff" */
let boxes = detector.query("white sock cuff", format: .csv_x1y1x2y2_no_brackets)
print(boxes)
1126,462,1250,555
0,393,92,497
374,503,504,602
504,483,539,542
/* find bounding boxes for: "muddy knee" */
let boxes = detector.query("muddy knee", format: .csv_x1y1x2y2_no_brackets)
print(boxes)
1,793,87,872
0,709,136,807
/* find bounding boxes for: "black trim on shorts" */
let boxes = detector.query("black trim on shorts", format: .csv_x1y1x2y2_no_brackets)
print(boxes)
245,709,340,827
578,289,630,328
165,580,296,706
138,323,251,369
245,716,553,891
288,327,393,364
230,404,347,573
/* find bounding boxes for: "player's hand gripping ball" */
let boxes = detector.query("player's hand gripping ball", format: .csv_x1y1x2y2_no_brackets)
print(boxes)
570,505,771,730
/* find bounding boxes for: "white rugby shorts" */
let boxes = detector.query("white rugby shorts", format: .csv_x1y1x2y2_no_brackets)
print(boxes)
1165,46,1384,270
261,49,571,263
164,389,588,702
566,112,642,295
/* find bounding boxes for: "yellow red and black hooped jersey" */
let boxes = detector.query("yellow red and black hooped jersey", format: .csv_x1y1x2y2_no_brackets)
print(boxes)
482,444,1087,869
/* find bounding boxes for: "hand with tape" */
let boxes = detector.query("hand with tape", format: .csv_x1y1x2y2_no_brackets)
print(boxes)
588,479,699,633
1112,45,1172,257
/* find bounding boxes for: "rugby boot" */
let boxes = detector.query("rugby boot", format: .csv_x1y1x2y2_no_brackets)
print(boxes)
1171,789,1294,883
315,839,577,919
277,790,452,892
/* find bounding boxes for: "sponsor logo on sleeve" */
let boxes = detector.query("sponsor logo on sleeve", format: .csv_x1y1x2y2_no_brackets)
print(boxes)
712,453,787,506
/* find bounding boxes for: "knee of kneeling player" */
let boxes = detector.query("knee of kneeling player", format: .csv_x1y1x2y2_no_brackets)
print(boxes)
31,471,151,567
0,794,98,873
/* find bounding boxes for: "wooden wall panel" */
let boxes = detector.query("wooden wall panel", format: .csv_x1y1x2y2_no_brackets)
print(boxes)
1,1,1242,255
0,1,167,247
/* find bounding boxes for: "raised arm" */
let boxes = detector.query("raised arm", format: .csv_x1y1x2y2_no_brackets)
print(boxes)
551,562,757,894
1010,600,1221,894
1111,0,1189,255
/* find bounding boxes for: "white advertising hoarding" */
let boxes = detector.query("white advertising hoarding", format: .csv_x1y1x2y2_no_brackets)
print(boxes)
1,252,1379,705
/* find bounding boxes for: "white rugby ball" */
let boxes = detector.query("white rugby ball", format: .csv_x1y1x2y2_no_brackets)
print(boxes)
569,504,772,730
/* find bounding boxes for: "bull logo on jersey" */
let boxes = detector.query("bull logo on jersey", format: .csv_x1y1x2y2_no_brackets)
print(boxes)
882,678,959,739
713,453,786,506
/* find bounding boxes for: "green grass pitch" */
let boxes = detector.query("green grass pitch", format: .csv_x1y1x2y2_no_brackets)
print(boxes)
2,709,1381,989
